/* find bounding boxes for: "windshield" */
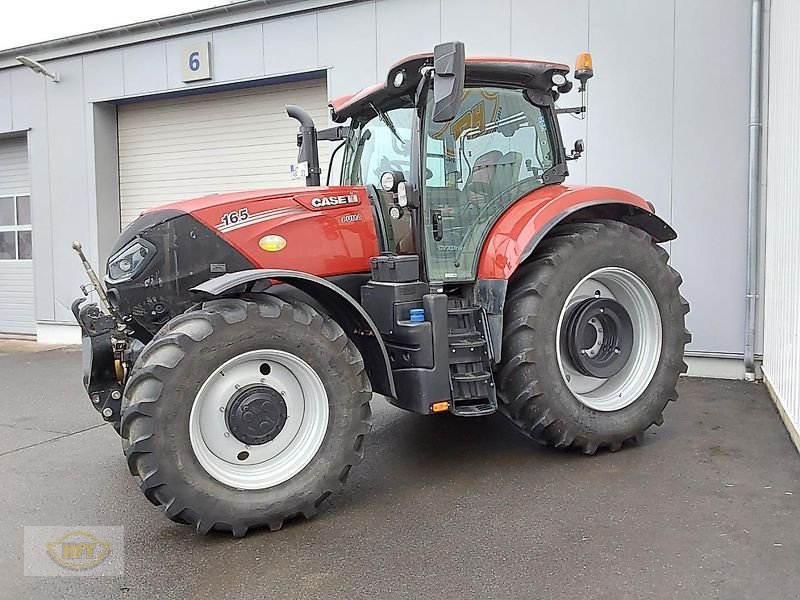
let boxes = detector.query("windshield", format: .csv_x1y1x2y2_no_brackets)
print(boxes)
341,107,414,187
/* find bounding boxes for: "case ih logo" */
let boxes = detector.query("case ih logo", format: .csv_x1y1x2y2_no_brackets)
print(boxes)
310,193,359,208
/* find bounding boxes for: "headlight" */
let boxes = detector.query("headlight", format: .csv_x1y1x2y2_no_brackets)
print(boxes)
380,169,405,193
107,240,154,283
380,171,397,192
393,70,405,88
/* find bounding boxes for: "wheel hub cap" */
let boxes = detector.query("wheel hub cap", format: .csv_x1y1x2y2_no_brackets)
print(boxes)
225,384,288,445
189,349,330,490
564,297,633,379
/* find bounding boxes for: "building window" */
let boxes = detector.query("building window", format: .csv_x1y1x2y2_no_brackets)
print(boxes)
0,195,32,260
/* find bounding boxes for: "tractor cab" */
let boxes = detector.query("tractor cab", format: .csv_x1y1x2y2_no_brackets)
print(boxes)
326,46,575,284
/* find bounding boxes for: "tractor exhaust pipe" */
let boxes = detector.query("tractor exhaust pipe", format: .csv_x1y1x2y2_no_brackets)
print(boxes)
286,104,322,187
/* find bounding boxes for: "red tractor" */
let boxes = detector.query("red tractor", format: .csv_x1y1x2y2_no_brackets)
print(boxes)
73,42,689,537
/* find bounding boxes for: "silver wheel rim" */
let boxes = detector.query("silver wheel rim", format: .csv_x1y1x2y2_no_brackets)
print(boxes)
189,349,329,490
556,267,662,411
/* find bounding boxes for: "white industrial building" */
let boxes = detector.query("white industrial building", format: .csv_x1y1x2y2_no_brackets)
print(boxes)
0,0,797,449
762,0,800,451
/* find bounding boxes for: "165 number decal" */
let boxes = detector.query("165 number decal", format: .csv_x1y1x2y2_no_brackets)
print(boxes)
220,208,249,227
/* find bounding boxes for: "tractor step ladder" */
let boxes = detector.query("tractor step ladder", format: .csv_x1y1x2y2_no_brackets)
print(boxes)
446,299,497,417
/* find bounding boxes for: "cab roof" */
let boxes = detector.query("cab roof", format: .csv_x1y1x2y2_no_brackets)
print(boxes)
329,53,570,123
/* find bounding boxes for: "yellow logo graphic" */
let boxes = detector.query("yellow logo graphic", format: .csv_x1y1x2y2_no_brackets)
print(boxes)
46,530,112,571
430,89,500,159
449,100,487,142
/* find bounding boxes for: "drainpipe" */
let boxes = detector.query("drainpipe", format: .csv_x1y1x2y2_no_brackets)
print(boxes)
744,0,764,382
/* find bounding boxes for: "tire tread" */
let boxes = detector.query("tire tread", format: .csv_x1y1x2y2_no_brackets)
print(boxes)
496,219,688,454
121,295,372,537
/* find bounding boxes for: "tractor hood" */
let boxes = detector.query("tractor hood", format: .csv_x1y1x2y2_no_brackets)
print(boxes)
105,184,378,339
113,185,366,256
144,187,313,215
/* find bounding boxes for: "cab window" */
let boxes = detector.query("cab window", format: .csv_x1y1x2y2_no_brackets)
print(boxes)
342,108,413,187
342,107,414,251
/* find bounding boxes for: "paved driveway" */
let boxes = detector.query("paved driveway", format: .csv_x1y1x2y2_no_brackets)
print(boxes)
1,342,798,599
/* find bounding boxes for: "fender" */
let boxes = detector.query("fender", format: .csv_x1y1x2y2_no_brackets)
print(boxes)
477,184,676,280
191,269,396,399
475,185,676,359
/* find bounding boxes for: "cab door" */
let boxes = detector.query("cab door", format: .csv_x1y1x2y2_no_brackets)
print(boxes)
421,86,558,283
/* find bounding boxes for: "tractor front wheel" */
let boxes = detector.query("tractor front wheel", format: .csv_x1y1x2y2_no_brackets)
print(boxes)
120,296,371,536
497,220,690,453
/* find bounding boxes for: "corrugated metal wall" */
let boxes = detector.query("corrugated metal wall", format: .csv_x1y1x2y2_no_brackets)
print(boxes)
117,80,328,228
763,0,800,437
0,0,755,351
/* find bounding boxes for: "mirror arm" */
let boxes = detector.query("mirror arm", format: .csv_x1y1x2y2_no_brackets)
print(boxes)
414,66,433,111
555,106,586,115
317,125,350,141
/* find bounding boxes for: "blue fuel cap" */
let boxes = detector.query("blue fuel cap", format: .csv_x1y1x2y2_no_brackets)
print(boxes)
409,308,425,323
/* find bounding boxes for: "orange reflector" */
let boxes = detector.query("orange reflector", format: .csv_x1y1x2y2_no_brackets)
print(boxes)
575,52,593,72
431,401,450,413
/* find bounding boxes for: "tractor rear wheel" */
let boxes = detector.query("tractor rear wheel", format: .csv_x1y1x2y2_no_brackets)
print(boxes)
496,220,690,453
120,296,371,536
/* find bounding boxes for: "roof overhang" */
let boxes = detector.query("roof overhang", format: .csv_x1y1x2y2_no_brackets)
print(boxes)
329,53,570,123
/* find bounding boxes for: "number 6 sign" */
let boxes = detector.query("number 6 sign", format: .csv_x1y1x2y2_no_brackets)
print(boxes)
181,42,212,82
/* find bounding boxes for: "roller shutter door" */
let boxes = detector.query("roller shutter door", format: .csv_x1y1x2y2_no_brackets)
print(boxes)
0,136,35,335
118,79,330,228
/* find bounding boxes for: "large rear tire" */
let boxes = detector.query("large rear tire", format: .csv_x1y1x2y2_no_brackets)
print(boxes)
496,220,690,454
120,296,371,536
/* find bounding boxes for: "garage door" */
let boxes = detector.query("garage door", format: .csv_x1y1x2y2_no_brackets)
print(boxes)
118,79,330,228
0,136,35,336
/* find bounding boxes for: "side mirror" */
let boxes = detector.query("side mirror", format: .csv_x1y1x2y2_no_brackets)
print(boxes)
566,139,585,161
432,41,465,123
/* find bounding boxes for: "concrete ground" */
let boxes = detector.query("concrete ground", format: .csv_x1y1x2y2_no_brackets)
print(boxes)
1,342,798,600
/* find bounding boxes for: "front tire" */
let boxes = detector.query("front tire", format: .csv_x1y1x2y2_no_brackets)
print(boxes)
120,296,371,537
496,220,690,454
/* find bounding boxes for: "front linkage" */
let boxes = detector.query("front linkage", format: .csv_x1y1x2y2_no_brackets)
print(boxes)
71,242,139,430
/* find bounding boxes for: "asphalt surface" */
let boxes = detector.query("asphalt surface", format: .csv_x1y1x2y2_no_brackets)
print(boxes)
1,342,798,599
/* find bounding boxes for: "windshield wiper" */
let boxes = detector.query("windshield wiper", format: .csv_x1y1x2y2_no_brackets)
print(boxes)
370,102,404,145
